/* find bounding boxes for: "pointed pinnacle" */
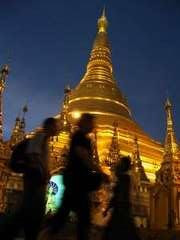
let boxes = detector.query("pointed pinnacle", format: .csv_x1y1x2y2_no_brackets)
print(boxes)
23,104,28,113
165,97,172,109
97,5,108,32
15,116,20,122
102,6,106,17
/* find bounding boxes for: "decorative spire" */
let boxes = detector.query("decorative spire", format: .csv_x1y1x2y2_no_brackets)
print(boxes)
102,6,106,16
106,122,120,167
132,136,149,182
80,8,113,84
154,100,180,230
0,64,9,141
164,98,177,155
20,104,28,132
155,98,179,187
68,9,132,121
98,7,108,33
22,104,28,115
133,136,140,161
10,116,21,145
10,105,28,146
20,105,28,135
155,98,180,187
60,86,71,131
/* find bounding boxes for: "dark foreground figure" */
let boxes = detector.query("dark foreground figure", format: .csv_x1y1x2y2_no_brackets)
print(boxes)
103,156,141,240
46,113,106,240
0,118,58,240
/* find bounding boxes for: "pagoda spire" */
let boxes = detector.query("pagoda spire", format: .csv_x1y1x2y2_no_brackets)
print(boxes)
98,7,108,33
153,100,180,229
10,116,21,145
155,99,179,185
19,105,28,136
80,8,114,85
68,9,132,121
10,105,28,146
132,136,149,182
155,98,179,185
106,122,120,167
164,98,177,155
60,86,71,131
0,64,9,141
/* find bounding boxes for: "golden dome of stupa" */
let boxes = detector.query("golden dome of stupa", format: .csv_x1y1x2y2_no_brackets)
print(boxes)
67,9,163,181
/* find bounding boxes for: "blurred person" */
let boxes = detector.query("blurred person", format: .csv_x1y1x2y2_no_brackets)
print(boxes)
46,113,107,240
103,156,141,240
1,117,59,240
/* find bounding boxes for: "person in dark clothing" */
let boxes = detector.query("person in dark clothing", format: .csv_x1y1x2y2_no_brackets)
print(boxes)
0,117,59,240
46,113,106,240
103,156,141,240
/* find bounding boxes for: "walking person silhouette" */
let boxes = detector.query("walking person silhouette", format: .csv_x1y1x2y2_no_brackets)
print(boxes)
1,117,59,240
46,113,106,240
103,156,141,240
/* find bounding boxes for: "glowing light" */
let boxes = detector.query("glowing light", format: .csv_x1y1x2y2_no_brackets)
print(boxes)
46,175,65,214
71,111,81,119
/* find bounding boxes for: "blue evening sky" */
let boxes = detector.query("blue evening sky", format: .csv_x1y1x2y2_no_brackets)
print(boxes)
0,0,180,142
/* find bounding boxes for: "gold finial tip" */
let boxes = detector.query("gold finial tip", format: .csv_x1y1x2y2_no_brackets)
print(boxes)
165,98,172,108
98,7,108,33
102,6,106,17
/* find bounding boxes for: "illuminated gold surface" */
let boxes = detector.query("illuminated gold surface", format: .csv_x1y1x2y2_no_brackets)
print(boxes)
150,99,180,230
64,10,164,183
98,7,108,33
71,110,81,119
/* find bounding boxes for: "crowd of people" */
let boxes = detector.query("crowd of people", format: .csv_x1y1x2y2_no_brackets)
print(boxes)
0,113,141,240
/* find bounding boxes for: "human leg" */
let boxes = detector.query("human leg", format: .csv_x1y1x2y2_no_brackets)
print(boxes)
23,187,46,240
76,195,91,240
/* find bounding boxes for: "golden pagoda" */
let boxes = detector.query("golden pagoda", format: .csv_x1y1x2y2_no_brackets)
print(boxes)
67,9,163,182
0,9,180,232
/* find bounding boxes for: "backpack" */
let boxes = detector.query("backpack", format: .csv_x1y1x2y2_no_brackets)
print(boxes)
9,138,29,173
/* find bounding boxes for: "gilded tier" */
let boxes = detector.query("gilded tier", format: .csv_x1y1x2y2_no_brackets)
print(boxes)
66,10,163,181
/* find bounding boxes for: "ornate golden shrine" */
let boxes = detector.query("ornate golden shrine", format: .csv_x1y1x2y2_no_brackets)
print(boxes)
53,9,163,182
